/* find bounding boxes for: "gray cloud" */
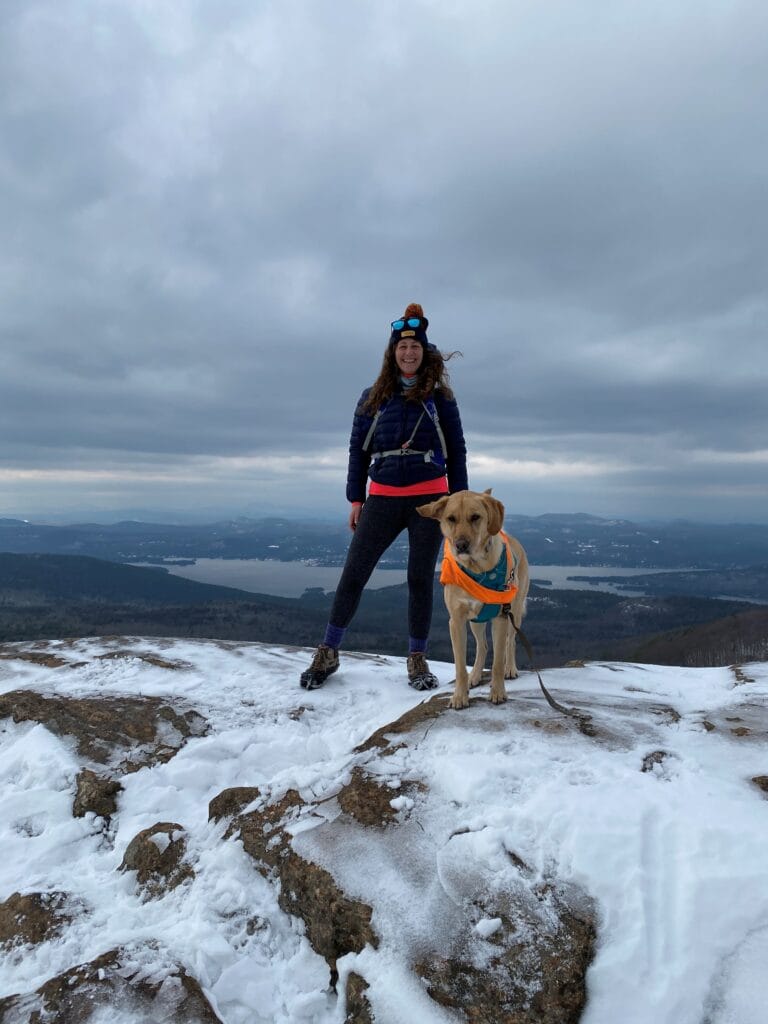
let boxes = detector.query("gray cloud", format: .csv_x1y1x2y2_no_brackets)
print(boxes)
1,0,767,522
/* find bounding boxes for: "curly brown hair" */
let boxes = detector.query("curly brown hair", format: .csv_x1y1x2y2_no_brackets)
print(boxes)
362,303,462,413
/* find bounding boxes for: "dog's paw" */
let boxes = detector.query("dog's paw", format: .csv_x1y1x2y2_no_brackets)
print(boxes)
489,690,508,705
468,676,483,689
504,669,519,680
449,694,470,710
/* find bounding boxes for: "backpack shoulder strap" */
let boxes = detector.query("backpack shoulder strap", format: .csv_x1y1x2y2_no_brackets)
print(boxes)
361,401,387,452
422,398,447,457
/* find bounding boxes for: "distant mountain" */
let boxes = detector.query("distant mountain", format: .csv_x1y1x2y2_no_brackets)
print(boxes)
504,515,768,569
0,516,353,566
0,553,759,669
4,513,768,569
0,553,267,606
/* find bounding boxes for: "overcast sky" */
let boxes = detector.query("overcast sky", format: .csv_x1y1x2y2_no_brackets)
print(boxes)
1,0,766,524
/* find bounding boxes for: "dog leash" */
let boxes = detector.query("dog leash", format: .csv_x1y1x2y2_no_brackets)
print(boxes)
504,608,595,737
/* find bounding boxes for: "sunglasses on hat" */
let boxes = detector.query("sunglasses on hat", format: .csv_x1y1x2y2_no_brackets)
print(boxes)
391,317,427,331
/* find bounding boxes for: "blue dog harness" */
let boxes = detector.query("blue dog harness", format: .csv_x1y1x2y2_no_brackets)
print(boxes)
440,536,518,623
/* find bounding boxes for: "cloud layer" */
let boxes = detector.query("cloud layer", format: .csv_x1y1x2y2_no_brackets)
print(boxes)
1,0,766,521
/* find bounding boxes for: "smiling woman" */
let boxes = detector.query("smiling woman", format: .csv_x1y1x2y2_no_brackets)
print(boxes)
300,303,468,692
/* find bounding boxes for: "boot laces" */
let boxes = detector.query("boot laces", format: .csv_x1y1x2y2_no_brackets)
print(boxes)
408,653,429,676
310,644,337,670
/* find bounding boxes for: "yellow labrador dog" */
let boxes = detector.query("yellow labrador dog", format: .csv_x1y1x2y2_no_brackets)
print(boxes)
418,489,529,710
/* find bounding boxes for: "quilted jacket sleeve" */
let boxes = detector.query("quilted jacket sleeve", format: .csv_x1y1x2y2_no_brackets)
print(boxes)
437,393,468,493
345,390,374,503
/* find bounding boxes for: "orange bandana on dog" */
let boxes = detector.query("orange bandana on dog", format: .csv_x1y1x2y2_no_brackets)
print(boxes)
439,531,518,605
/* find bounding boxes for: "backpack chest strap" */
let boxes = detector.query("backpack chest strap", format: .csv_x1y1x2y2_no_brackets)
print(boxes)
363,401,446,462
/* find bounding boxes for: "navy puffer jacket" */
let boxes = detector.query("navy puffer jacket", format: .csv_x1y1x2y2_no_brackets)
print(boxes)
346,387,468,503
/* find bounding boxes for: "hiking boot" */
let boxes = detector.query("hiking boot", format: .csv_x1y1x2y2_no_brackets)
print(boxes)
407,653,438,691
300,644,339,690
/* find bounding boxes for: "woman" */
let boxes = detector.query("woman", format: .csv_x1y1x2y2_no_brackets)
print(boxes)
300,303,468,690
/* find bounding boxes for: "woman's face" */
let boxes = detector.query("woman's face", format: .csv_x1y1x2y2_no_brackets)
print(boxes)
394,338,424,375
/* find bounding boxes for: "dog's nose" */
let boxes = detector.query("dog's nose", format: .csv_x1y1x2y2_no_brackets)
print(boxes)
455,537,470,554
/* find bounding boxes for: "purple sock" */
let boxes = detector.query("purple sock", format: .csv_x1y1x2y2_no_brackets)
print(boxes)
324,624,346,650
409,637,428,654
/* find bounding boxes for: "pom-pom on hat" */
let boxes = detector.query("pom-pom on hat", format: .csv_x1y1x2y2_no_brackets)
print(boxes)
389,302,433,349
404,302,424,319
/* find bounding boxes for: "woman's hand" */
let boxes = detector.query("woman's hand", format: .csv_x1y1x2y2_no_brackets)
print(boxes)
349,502,363,531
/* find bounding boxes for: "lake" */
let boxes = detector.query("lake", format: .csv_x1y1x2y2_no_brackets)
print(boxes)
137,558,659,598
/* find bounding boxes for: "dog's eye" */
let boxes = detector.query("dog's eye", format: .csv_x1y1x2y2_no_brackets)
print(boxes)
470,513,481,523
446,515,457,523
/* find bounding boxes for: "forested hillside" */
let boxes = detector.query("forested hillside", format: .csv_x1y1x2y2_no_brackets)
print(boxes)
4,514,768,569
0,553,761,669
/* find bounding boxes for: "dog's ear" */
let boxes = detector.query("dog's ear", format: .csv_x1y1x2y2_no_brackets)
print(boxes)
481,494,505,535
417,496,450,520
483,487,493,496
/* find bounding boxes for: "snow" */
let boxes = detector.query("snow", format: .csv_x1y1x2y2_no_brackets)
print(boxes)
475,917,503,939
388,795,413,811
150,832,171,854
1,637,768,1023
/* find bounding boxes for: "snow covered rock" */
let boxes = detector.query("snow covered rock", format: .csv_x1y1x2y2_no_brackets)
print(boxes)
120,823,194,898
210,692,596,1021
208,785,262,823
289,695,595,1023
337,766,425,827
0,689,207,772
0,647,70,669
344,971,373,1023
72,768,123,819
2,638,768,1024
354,691,446,753
415,879,595,1024
0,892,74,949
226,788,378,982
640,749,670,773
0,946,222,1023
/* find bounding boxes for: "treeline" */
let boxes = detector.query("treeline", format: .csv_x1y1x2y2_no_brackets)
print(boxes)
621,607,768,667
0,552,262,606
5,513,768,570
569,565,768,602
0,553,762,669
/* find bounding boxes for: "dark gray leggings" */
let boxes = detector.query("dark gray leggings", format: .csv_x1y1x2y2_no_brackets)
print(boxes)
329,494,444,640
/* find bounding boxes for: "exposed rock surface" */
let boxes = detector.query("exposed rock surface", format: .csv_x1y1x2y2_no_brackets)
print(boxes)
0,689,207,772
0,891,74,948
416,881,595,1024
344,971,374,1024
0,647,72,669
10,638,757,1022
732,665,757,685
0,946,222,1023
208,785,262,823
217,693,597,1022
72,768,123,818
641,749,669,773
689,701,768,740
0,640,190,673
120,822,194,898
338,765,425,827
354,692,446,753
229,788,377,981
95,649,191,670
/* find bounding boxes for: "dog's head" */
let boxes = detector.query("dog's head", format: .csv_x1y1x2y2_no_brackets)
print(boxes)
417,488,505,558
